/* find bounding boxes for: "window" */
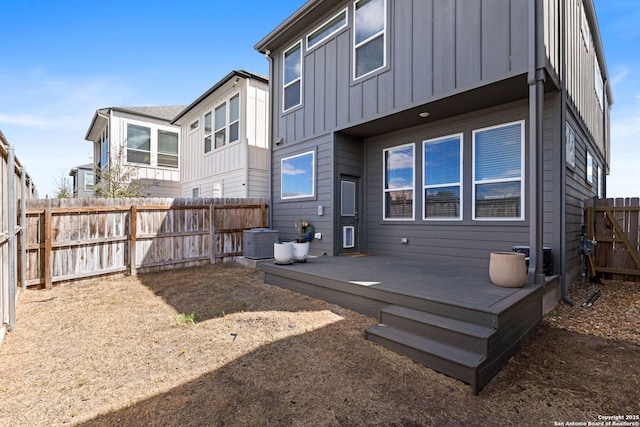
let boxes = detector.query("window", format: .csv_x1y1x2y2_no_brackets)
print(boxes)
204,112,212,153
192,187,200,198
566,123,576,168
307,8,348,50
424,134,462,220
473,121,524,220
85,172,95,192
597,165,603,197
127,124,151,164
100,129,109,168
581,2,591,52
383,144,414,220
594,60,604,111
587,152,594,185
281,151,315,199
214,103,226,149
283,41,302,112
158,130,179,168
229,94,240,143
354,0,386,79
190,120,199,131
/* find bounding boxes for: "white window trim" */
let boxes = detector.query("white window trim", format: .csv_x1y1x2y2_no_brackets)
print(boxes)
126,123,151,166
189,119,199,132
84,172,95,192
283,41,303,113
383,142,415,221
353,0,387,81
229,93,240,144
472,120,525,221
343,225,355,248
422,133,463,221
204,112,212,154
306,7,348,51
566,123,576,168
586,151,594,185
214,102,227,150
281,150,316,200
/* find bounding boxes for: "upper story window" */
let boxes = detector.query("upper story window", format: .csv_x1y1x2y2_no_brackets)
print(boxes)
127,124,151,165
354,0,386,80
100,128,109,168
566,123,576,168
383,143,414,220
307,8,348,51
158,130,179,168
214,103,227,149
204,112,212,153
212,94,240,149
190,120,199,131
283,41,302,112
594,60,604,111
423,134,463,220
281,150,315,199
473,121,524,220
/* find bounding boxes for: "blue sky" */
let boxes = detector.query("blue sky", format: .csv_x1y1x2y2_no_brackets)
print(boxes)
0,1,638,198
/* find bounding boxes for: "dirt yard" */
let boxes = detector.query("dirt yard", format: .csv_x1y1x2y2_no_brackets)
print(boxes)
1,263,638,426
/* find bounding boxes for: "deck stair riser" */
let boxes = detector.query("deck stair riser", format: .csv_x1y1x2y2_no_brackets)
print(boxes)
365,324,486,387
379,305,496,354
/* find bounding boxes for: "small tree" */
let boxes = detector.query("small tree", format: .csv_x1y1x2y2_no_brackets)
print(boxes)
94,144,147,198
53,174,74,199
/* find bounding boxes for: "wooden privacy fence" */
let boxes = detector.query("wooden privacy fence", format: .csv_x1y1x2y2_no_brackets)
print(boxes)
1,131,37,338
24,197,269,288
585,197,640,280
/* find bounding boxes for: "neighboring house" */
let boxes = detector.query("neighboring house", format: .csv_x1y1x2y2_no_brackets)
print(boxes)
69,163,95,198
255,0,612,292
85,106,185,197
171,70,270,198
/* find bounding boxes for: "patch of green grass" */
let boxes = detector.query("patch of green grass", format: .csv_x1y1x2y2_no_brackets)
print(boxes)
174,312,197,325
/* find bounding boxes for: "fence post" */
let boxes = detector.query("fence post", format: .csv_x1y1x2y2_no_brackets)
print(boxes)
129,206,137,276
7,145,16,332
20,168,27,290
210,205,216,264
44,207,52,289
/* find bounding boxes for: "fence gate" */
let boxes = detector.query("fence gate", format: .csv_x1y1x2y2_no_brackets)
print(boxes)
585,197,640,281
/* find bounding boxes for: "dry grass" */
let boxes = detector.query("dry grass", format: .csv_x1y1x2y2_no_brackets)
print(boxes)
0,263,638,426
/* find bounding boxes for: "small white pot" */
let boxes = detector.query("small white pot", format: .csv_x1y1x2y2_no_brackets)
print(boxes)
291,241,310,262
274,242,293,264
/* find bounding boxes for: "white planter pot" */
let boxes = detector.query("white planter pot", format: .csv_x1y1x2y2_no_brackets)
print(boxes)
291,241,310,262
273,242,293,264
489,252,527,288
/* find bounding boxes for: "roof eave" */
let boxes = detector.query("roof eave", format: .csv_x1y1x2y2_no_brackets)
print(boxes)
171,70,268,124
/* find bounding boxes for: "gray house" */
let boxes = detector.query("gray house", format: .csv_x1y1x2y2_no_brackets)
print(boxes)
69,163,95,198
255,0,612,392
256,0,611,294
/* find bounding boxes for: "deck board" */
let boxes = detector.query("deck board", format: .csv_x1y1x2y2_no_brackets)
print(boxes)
262,255,539,314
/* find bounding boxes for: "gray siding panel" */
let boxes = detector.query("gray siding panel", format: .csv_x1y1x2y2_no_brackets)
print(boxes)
412,0,433,101
456,1,482,88
433,0,456,95
482,0,511,80
394,0,414,106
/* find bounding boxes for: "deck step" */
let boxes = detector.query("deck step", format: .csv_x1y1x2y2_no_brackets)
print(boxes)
366,324,486,386
380,305,496,354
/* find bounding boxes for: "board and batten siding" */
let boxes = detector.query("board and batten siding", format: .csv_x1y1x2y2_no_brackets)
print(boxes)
564,0,607,159
271,0,530,148
363,100,543,268
178,78,269,199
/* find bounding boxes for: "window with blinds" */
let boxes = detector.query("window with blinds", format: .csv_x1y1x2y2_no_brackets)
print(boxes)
473,121,524,220
424,134,462,220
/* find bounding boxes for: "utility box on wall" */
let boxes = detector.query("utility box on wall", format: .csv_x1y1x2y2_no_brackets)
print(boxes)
243,228,279,259
512,246,553,276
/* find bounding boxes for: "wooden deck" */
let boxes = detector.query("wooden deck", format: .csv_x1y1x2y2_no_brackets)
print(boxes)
261,255,557,394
